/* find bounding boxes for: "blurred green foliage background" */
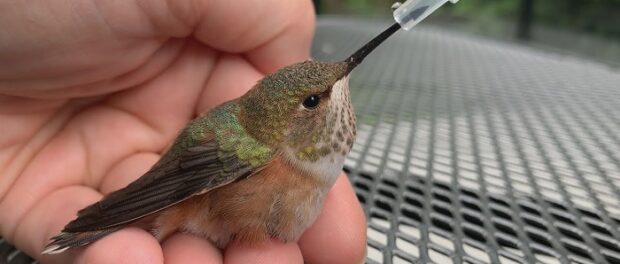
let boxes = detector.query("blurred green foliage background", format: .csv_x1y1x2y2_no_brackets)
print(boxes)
450,0,619,38
314,0,620,65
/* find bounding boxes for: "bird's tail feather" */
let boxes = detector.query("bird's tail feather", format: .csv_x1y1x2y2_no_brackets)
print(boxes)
42,227,121,254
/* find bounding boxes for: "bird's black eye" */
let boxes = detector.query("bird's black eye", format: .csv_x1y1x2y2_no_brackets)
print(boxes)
302,95,320,109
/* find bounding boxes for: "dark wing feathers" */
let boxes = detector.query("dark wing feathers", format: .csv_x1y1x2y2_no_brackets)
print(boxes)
64,135,255,233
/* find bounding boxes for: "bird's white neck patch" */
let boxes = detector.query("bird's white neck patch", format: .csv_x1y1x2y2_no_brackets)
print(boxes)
282,148,345,186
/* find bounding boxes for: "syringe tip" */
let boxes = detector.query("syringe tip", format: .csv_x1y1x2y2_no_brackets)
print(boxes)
393,0,458,31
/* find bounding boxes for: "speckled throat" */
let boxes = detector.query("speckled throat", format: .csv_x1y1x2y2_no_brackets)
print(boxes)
290,76,356,161
284,76,356,184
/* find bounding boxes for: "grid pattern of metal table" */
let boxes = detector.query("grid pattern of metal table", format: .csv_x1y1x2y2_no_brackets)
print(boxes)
312,17,620,264
2,17,620,264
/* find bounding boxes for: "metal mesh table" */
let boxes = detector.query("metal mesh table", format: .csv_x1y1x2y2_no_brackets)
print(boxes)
312,17,620,264
2,17,620,264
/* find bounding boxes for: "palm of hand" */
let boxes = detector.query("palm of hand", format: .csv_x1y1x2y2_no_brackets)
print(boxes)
0,1,366,263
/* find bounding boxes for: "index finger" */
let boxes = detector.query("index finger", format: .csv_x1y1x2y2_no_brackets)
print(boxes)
168,0,315,73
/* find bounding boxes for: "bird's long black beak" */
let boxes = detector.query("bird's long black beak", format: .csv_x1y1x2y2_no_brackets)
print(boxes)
344,22,401,75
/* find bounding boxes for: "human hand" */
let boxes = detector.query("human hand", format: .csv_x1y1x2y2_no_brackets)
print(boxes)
0,1,367,263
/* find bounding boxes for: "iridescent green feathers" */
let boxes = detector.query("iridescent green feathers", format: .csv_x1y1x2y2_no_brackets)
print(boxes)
200,102,273,167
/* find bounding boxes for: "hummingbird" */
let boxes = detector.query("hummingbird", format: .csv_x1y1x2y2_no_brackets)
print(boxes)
43,22,402,254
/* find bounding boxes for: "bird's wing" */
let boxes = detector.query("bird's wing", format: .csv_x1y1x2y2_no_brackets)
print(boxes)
62,131,262,233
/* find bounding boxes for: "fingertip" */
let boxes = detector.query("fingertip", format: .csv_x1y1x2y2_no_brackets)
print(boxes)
76,228,164,264
191,0,315,73
225,240,303,264
162,232,223,264
299,174,368,264
245,0,316,73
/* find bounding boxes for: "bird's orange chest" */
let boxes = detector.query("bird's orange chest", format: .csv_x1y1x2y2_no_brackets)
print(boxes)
154,155,329,246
